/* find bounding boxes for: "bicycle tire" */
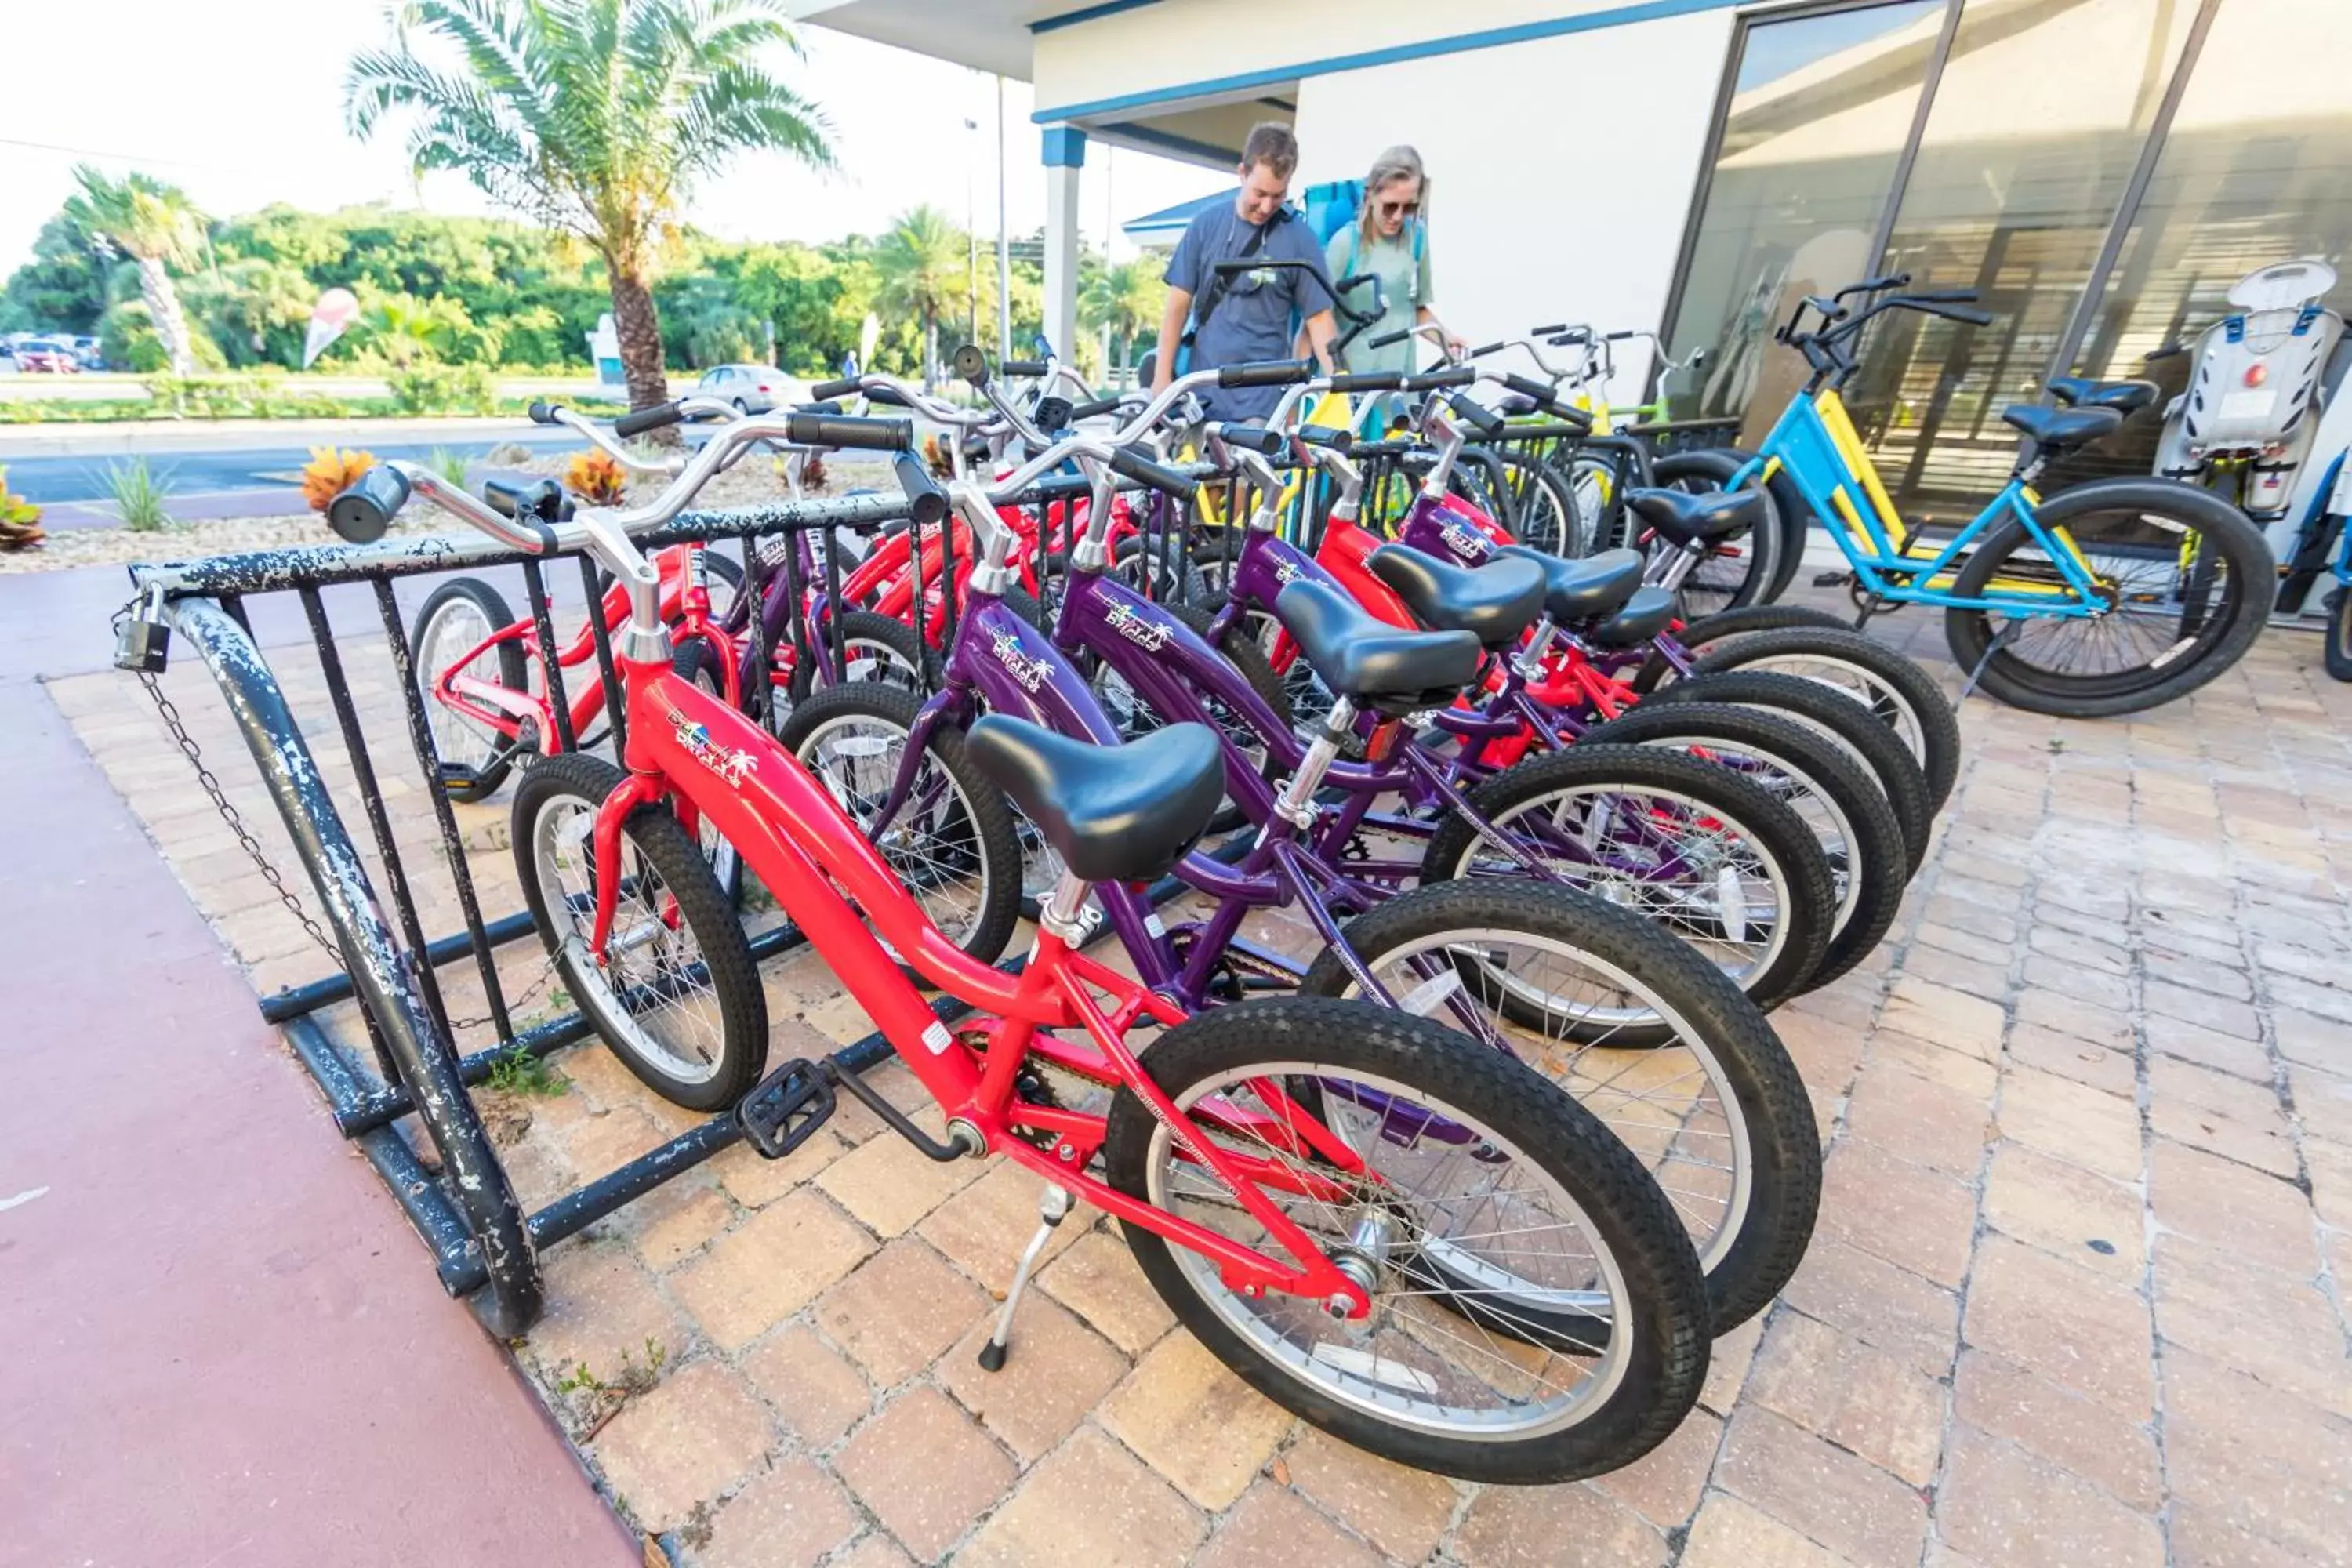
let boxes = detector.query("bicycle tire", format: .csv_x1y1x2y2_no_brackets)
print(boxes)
1632,603,1860,692
786,607,937,702
1102,995,1710,1484
410,575,530,803
1419,744,1833,1013
1643,670,1933,874
1497,449,1584,557
1942,478,2273,718
775,682,1023,966
513,751,767,1110
2328,588,2352,683
1090,601,1294,784
1578,702,1906,989
1686,628,1961,818
1303,879,1817,1332
1450,447,1517,535
1669,446,1815,604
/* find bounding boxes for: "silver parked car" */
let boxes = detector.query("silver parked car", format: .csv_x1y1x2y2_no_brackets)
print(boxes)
694,363,812,413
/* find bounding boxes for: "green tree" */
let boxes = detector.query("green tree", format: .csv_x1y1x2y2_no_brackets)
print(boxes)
872,206,967,389
185,258,316,367
346,0,833,412
0,215,111,336
59,167,208,374
1080,253,1163,382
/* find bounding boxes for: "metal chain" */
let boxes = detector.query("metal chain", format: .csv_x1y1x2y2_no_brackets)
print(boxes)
130,623,557,1035
136,666,347,964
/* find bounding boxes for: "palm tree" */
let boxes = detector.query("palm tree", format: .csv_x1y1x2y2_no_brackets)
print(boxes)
62,167,207,376
873,206,967,389
346,0,832,413
1080,254,1165,383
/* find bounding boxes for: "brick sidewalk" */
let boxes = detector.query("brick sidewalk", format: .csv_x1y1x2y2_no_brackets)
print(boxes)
39,593,2352,1568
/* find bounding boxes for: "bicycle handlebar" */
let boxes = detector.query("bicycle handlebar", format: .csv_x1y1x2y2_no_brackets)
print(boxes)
1218,357,1314,389
786,412,913,451
1205,420,1287,458
614,401,683,438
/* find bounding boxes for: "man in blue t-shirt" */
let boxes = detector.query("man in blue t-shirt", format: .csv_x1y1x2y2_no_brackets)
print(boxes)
1152,122,1339,421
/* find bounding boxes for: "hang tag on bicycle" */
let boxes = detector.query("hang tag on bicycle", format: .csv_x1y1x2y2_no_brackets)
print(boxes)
115,585,172,674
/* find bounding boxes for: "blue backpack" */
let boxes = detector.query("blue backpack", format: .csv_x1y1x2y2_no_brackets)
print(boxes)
1303,179,1423,303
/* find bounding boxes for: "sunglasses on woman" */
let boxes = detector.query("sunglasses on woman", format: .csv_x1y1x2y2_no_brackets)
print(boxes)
1378,199,1421,219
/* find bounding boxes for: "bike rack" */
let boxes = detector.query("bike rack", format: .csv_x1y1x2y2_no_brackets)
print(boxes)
122,474,1218,1336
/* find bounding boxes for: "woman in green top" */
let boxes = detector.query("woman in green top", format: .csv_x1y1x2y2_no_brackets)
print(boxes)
1325,146,1465,374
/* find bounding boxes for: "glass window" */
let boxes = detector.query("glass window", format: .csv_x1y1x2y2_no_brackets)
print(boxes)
1841,0,2198,515
1661,0,1947,439
2062,0,2352,490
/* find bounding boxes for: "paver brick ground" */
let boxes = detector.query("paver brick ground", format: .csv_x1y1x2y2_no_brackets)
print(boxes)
42,580,2352,1564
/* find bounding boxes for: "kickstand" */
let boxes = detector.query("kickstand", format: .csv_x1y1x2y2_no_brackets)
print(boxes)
978,1184,1073,1372
1852,592,1886,630
1956,622,2019,707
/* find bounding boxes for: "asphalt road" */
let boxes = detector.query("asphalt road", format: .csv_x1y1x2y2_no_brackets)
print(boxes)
9,429,590,504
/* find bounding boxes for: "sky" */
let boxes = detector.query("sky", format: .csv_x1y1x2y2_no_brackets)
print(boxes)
0,0,1218,281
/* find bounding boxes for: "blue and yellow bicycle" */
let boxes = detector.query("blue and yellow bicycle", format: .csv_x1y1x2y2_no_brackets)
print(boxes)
1686,278,2273,718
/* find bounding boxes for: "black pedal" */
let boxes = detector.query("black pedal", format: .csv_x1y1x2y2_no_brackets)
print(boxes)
1812,569,1855,589
737,1058,836,1159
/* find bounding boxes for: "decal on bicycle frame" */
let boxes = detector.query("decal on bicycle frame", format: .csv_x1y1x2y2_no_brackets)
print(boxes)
1105,600,1174,653
991,626,1054,693
666,702,760,786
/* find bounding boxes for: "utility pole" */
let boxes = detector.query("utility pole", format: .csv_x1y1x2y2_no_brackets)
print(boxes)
996,74,1012,358
965,90,981,349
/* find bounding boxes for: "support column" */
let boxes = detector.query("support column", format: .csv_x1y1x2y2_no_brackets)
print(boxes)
1041,125,1086,364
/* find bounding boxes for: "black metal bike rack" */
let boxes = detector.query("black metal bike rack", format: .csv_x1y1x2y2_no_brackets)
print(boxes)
122,472,1210,1336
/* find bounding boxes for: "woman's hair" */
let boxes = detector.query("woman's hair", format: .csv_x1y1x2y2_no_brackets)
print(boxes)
1357,145,1427,249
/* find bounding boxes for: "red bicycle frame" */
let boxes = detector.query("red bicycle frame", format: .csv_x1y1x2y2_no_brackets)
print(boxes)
586,644,1374,1308
433,544,742,748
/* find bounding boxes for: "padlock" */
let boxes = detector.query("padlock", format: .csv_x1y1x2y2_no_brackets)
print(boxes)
115,586,171,673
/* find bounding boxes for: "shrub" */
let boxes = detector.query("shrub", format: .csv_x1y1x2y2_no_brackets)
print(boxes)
0,467,44,550
387,362,497,416
564,449,627,504
299,448,376,514
105,457,172,532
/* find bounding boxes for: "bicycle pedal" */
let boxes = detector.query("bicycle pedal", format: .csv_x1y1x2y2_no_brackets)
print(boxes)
736,1058,836,1160
1813,569,1855,588
437,760,485,789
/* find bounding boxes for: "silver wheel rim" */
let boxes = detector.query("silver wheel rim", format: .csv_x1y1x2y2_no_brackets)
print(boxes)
1147,1060,1635,1439
1636,737,1864,941
417,595,509,773
1724,652,1928,775
795,711,993,949
1465,783,1795,995
1330,928,1752,1274
528,791,728,1084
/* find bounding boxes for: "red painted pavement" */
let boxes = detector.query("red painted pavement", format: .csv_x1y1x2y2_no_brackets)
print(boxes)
0,573,637,1564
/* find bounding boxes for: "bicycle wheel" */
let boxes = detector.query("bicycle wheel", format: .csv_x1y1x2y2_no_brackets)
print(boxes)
1649,452,1781,619
1450,448,1515,534
513,752,767,1110
1633,603,1859,692
1420,746,1833,1013
1943,479,2273,718
1303,880,1817,1333
775,683,1022,964
2327,587,2352,683
1090,603,1292,780
1685,629,1962,818
1645,670,1933,873
1580,702,1907,990
1102,995,1709,1484
786,608,935,702
1498,450,1584,557
409,576,528,803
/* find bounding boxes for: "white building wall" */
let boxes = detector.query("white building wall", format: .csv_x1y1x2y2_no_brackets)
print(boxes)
1293,9,1735,402
1034,0,1713,119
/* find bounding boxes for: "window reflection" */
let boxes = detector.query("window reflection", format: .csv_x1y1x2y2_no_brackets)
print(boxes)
1664,0,1945,439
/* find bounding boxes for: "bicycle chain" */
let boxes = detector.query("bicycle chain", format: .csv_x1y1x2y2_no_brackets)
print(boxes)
128,609,554,1033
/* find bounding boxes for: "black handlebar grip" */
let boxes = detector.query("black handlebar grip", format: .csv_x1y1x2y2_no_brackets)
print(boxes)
326,464,411,544
785,412,913,452
1108,444,1196,500
1468,341,1504,359
1403,366,1476,391
1907,288,1980,304
1217,358,1312,389
1367,328,1410,349
478,475,529,518
527,400,560,425
866,384,913,408
1501,372,1562,410
1206,421,1286,457
1530,322,1567,336
1446,391,1504,437
614,401,682,438
1000,358,1048,378
1067,395,1123,421
1295,424,1352,453
891,451,949,528
810,376,859,401
1935,304,1995,326
1329,371,1404,393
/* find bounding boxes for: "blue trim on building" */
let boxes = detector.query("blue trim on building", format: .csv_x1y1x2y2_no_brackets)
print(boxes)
1096,120,1238,166
1031,0,1161,33
1040,125,1088,168
1034,0,1746,123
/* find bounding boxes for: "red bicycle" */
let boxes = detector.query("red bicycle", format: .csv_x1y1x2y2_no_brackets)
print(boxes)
324,404,1712,1485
